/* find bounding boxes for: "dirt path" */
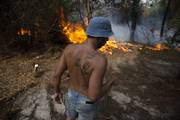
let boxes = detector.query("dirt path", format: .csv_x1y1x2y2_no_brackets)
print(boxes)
0,49,180,120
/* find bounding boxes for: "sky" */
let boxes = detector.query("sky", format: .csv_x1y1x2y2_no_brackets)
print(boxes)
142,0,147,3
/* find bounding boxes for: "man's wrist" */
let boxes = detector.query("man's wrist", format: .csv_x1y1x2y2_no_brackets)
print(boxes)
54,87,61,93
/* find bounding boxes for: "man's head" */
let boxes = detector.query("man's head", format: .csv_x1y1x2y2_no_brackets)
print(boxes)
87,35,108,48
86,17,113,48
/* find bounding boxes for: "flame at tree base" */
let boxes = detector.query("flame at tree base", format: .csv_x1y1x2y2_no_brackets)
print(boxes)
61,20,120,54
61,23,87,44
60,11,116,54
147,43,170,51
17,28,31,36
59,8,121,54
60,18,173,54
59,9,176,54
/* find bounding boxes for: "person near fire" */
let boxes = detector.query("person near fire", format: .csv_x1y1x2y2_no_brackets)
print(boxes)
50,17,115,120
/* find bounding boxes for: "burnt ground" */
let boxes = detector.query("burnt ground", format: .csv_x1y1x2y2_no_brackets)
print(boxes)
0,47,180,120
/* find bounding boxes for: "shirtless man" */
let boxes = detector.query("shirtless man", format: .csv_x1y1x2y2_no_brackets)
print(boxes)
51,17,114,120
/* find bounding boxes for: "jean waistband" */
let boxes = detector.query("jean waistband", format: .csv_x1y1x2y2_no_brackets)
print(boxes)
67,89,95,104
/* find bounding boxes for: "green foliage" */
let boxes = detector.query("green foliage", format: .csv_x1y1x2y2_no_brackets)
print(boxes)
148,0,161,14
119,0,142,21
164,37,174,46
147,37,153,46
169,16,180,30
168,9,180,30
157,0,180,30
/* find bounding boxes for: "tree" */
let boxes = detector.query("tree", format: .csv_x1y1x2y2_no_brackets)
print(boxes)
158,0,180,43
160,0,171,38
0,0,72,53
113,0,142,41
85,0,92,24
168,0,180,43
130,0,142,41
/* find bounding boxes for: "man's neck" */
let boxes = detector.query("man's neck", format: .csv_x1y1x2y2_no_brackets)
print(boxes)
84,38,98,50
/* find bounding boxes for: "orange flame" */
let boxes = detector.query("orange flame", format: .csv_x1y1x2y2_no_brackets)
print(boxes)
59,8,173,54
59,8,119,54
154,43,169,51
147,43,170,51
99,39,118,54
60,8,86,44
17,28,31,36
62,23,87,44
60,19,119,54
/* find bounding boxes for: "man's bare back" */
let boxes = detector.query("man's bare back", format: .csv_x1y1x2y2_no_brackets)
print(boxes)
64,44,106,99
51,39,115,102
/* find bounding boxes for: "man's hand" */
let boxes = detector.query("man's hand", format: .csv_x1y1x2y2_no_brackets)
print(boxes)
104,79,116,92
52,92,63,104
107,79,115,87
98,79,115,98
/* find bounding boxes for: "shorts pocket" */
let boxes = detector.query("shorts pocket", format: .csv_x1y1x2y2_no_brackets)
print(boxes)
77,101,97,113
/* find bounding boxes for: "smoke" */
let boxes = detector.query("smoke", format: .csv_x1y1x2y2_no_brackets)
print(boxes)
92,5,175,45
109,8,175,45
108,8,131,42
111,23,130,42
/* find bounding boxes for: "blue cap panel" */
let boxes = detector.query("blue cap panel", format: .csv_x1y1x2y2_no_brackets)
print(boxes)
86,17,113,37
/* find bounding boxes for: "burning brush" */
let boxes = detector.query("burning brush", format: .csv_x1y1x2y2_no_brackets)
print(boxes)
59,8,175,54
17,28,31,36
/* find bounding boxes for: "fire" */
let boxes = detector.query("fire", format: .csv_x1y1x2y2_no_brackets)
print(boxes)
62,23,87,44
61,18,118,54
60,14,172,54
60,16,130,54
147,43,170,51
60,8,86,44
99,39,118,54
17,28,31,36
154,43,169,51
59,8,174,54
117,43,130,52
60,18,119,54
59,8,118,54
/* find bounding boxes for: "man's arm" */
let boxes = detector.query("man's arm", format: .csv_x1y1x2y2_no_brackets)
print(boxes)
88,57,114,101
50,50,67,93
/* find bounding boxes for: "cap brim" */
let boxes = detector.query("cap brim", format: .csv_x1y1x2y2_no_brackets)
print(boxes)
86,30,113,38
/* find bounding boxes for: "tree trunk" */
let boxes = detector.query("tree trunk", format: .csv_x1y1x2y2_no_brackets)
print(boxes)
130,0,140,42
85,0,92,24
130,21,137,42
160,0,171,38
77,0,86,28
172,29,180,43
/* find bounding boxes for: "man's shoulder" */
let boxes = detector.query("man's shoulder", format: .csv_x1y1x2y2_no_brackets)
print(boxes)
92,52,107,67
64,44,78,54
85,50,106,61
64,44,74,51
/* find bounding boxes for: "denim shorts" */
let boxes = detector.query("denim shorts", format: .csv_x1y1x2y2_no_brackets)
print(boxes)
64,89,97,120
